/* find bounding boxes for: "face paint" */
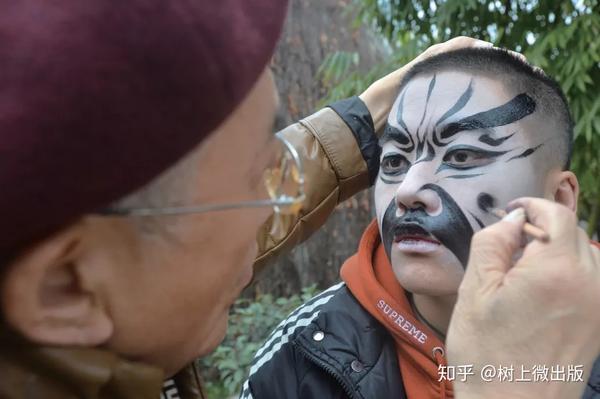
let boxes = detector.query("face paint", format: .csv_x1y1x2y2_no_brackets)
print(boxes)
415,74,437,141
478,132,515,146
381,82,541,173
375,71,552,295
507,143,544,161
436,145,509,173
445,173,484,180
468,211,486,229
476,192,497,213
439,93,536,140
381,184,474,267
435,79,474,127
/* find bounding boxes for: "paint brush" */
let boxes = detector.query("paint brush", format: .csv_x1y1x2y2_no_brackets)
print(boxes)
477,193,550,242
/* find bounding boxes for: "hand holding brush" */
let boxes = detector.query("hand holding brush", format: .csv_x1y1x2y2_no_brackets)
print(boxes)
477,193,550,242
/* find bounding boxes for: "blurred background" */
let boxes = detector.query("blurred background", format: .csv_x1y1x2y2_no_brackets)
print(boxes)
202,0,600,397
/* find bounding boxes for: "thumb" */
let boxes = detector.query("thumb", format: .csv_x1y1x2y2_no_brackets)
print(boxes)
462,208,526,295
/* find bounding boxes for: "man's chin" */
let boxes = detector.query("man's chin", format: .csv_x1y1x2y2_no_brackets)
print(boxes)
402,283,460,297
195,311,230,360
389,245,444,270
390,253,464,296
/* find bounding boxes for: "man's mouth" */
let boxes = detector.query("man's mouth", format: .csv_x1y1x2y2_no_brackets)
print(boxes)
392,223,441,254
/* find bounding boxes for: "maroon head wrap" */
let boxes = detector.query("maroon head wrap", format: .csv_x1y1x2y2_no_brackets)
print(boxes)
0,1,288,253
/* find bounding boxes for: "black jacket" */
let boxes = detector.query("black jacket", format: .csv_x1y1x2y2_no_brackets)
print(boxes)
240,282,406,399
241,282,600,399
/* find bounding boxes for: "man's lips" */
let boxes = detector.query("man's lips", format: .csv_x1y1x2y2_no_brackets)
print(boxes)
392,223,440,244
391,223,441,254
394,234,440,244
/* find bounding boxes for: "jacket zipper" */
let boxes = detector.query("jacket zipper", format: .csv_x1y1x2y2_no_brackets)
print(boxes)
294,341,358,399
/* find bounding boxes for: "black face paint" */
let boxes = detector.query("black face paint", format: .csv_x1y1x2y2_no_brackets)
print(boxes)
436,145,509,173
416,139,425,159
445,173,484,179
382,81,537,184
396,91,410,134
468,211,486,229
435,79,474,127
381,183,474,267
381,124,410,146
432,129,447,148
476,192,497,213
416,75,437,140
414,141,436,165
440,93,536,140
507,143,544,161
479,132,515,146
380,176,401,184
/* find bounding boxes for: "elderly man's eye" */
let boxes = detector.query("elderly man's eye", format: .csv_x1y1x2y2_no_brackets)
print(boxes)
443,148,495,169
380,154,409,175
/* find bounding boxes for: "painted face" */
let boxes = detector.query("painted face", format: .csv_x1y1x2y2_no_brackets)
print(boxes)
375,70,552,295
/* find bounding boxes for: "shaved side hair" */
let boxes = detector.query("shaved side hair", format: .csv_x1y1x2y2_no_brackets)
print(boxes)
395,47,573,169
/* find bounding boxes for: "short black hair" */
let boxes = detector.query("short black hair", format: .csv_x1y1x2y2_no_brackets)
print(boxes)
396,47,573,169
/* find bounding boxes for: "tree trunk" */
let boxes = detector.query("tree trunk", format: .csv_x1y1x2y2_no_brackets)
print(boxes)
247,0,382,298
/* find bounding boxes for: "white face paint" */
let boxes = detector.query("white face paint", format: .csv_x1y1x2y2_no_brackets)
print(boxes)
375,71,551,296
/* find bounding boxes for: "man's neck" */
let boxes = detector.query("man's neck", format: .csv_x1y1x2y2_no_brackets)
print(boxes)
411,293,457,341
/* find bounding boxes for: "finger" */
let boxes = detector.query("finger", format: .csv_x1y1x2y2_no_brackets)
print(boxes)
443,36,493,50
461,208,526,296
424,37,490,59
507,197,577,239
492,47,528,63
469,38,494,49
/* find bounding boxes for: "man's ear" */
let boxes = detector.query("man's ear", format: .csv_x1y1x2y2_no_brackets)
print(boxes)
549,170,579,213
1,222,113,346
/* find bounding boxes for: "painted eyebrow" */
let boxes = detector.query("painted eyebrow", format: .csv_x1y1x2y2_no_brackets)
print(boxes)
439,93,536,140
379,124,411,146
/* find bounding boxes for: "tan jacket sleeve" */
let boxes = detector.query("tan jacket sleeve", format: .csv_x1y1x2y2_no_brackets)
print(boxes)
254,103,373,275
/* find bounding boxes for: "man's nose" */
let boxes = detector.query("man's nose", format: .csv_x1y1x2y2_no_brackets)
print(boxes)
394,164,441,216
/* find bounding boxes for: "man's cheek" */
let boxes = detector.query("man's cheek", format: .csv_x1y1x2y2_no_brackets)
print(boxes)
439,184,490,232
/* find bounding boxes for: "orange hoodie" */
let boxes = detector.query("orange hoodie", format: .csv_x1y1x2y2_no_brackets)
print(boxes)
341,220,453,399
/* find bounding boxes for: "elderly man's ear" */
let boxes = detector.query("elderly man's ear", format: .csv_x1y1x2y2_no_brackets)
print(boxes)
1,222,113,346
547,170,579,213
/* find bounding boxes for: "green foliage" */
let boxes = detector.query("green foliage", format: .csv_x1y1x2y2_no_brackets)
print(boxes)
318,0,600,235
200,285,320,398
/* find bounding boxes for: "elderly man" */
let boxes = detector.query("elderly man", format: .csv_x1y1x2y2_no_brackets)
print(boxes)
0,1,481,397
242,47,600,399
1,2,599,399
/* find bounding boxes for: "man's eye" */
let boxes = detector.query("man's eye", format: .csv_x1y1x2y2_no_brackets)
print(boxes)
443,149,493,169
380,154,409,175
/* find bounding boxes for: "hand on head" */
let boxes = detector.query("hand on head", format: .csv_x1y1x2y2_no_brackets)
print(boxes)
359,36,494,131
359,36,530,133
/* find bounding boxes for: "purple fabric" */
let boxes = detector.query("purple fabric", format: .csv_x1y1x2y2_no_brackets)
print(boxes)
0,1,288,252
